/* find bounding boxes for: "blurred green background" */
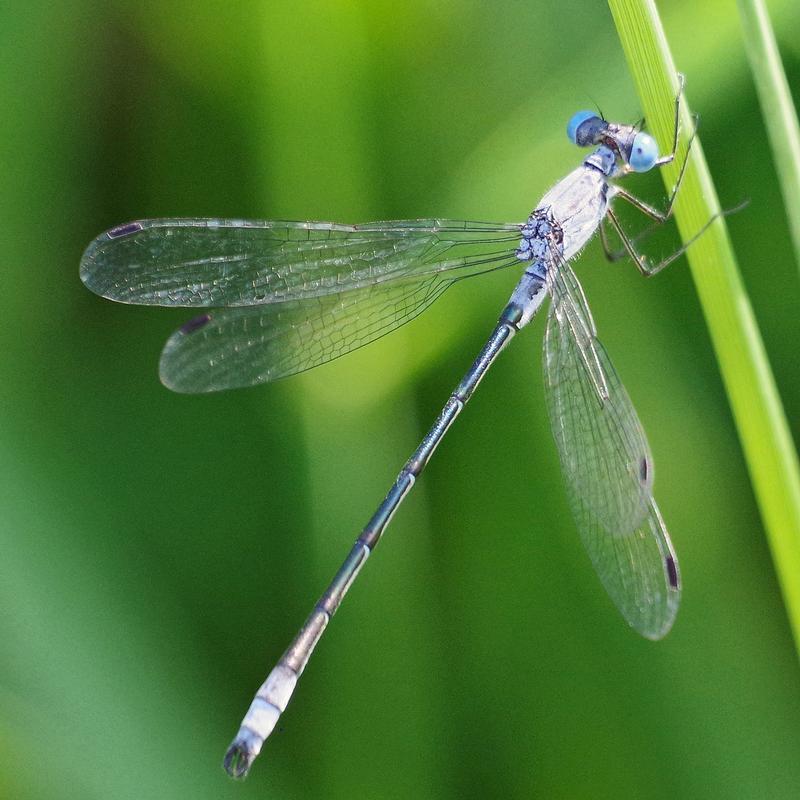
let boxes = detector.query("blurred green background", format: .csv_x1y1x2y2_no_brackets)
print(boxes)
3,1,800,797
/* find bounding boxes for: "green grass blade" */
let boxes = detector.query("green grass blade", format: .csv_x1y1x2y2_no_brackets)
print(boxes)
608,0,800,658
737,0,800,271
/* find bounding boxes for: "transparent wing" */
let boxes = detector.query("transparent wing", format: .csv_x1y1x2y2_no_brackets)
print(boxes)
160,273,462,393
543,258,680,639
80,218,522,307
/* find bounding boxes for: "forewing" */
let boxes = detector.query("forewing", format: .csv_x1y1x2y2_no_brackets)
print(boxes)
543,260,680,639
80,218,522,307
160,274,454,393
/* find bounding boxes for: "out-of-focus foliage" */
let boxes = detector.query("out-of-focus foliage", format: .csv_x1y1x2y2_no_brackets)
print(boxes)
1,1,799,798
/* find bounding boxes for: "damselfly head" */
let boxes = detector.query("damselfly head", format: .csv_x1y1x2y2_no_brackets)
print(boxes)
567,110,608,147
599,123,659,172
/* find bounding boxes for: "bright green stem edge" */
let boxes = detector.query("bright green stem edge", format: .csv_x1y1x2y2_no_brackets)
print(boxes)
737,0,800,271
608,0,800,658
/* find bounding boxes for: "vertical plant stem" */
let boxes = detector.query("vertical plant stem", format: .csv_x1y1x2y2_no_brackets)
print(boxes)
737,0,800,271
608,0,800,658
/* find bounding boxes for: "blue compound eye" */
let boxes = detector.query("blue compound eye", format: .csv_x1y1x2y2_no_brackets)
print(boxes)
567,110,598,144
629,131,659,171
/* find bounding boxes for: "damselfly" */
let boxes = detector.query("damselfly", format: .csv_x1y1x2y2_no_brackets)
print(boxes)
80,78,700,779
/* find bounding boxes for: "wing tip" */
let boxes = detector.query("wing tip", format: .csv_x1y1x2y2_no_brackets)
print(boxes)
79,221,147,300
78,233,106,295
159,318,237,394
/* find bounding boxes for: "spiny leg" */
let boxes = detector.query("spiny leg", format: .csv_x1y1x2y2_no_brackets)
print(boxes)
615,112,698,225
605,201,746,277
601,103,699,270
651,72,686,168
598,215,665,264
601,74,698,264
